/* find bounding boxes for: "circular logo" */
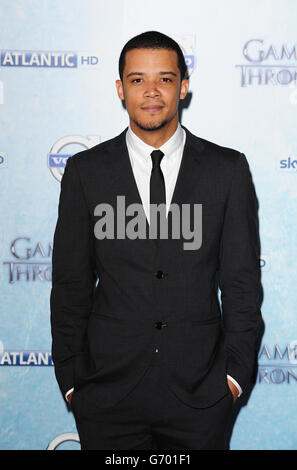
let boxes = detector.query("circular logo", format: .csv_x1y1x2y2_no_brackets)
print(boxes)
46,432,80,450
48,135,100,182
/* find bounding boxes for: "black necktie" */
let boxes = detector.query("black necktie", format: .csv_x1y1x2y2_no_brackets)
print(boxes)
150,150,166,239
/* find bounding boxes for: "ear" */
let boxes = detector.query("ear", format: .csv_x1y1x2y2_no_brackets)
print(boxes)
179,79,189,100
116,79,125,100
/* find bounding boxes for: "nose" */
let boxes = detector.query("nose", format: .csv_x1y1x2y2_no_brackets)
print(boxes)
144,81,161,98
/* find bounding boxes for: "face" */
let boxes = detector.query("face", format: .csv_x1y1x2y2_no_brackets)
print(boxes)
116,48,189,132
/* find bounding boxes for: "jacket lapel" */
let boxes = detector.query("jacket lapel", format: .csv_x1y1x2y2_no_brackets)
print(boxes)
170,125,206,209
108,128,151,237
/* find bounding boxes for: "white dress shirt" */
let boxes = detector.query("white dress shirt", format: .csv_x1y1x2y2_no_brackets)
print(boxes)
65,123,242,401
126,121,186,223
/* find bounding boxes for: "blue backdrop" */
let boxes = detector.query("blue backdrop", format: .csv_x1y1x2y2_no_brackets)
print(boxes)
1,0,297,450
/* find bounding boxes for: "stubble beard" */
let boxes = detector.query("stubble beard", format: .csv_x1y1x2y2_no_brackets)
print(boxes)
131,108,178,132
131,117,170,132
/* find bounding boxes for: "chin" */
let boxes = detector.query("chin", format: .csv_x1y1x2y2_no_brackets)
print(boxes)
133,118,169,132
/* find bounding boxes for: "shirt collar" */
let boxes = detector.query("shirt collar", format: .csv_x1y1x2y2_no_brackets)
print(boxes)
126,122,184,164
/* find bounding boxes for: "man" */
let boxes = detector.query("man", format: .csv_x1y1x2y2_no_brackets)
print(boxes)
50,31,263,450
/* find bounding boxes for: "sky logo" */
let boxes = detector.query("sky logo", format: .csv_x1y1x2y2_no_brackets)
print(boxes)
279,156,297,171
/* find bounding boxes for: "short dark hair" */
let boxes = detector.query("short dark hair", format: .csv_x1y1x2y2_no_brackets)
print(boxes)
118,31,188,81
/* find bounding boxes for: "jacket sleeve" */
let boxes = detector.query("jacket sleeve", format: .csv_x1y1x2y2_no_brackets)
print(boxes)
218,152,263,393
50,155,97,399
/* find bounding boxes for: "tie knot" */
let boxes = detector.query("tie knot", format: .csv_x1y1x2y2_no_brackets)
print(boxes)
150,150,164,168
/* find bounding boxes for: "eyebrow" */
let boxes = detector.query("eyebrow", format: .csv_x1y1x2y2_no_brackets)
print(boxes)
126,71,178,78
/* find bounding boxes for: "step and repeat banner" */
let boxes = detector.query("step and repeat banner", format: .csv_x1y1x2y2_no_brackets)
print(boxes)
0,0,296,450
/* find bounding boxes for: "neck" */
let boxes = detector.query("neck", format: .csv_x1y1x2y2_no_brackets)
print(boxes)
130,116,179,148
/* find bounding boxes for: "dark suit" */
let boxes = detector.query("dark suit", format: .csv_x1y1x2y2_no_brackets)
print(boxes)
50,125,263,448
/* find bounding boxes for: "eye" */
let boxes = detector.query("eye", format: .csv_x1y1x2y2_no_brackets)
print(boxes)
131,78,143,83
161,77,172,82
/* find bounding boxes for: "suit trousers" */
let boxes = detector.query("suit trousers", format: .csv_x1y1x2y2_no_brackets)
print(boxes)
73,349,234,450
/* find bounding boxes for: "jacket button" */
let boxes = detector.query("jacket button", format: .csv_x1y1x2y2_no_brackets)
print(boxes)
155,270,168,279
155,321,168,329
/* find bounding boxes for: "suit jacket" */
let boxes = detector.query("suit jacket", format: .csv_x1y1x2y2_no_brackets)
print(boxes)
50,125,263,419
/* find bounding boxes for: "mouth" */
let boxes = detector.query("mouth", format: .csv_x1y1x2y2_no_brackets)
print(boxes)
141,105,164,113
